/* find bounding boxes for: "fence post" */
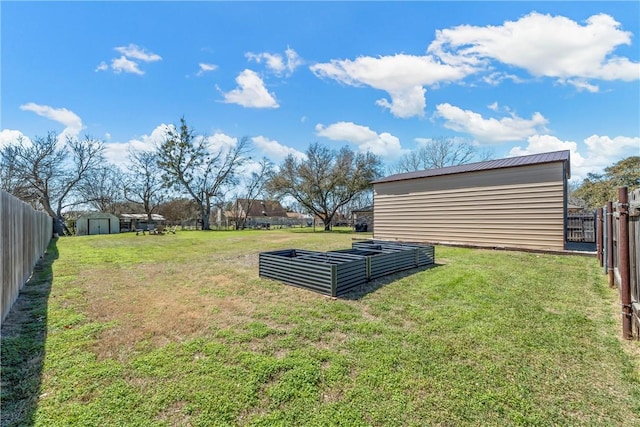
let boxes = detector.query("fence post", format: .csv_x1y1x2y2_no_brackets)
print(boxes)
607,201,614,288
596,207,603,267
618,187,632,339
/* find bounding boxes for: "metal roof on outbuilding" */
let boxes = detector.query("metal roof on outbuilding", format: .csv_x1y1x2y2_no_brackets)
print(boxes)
373,150,570,184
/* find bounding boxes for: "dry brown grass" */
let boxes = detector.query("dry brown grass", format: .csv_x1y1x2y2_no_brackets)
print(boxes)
78,244,334,361
83,260,262,360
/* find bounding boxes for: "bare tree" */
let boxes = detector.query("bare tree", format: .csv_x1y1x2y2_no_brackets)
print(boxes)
391,137,493,173
1,139,36,202
77,164,125,213
234,157,274,229
157,197,200,223
268,143,382,231
339,189,374,223
6,131,105,235
125,149,166,222
156,117,250,230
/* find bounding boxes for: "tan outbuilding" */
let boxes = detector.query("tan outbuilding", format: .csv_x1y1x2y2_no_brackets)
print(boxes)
372,150,571,252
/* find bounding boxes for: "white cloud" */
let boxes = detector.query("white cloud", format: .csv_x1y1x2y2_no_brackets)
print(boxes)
309,12,638,119
375,86,427,119
196,63,218,76
311,54,476,118
0,129,31,149
103,125,245,168
428,12,640,89
583,135,640,171
103,124,173,166
246,47,302,76
114,44,162,62
95,61,109,72
508,134,640,182
19,103,84,142
97,44,161,75
111,56,144,75
220,69,279,108
315,121,404,159
482,72,524,86
252,135,306,161
204,133,239,154
434,103,548,144
285,47,303,73
563,79,599,93
247,52,285,73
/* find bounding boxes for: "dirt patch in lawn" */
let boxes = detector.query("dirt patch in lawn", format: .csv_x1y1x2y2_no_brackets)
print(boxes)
81,264,259,361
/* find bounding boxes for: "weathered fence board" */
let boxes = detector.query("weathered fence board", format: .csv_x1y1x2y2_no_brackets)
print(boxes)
1,190,53,324
604,187,639,339
567,214,596,243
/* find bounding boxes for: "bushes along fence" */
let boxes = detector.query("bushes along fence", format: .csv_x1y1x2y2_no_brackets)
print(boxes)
1,190,52,324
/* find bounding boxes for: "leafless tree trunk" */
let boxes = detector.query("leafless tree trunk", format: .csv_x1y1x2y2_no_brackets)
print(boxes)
4,132,104,236
125,149,166,222
268,143,382,231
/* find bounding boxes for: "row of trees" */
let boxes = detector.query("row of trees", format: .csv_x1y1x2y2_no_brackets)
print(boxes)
4,116,630,235
0,118,386,233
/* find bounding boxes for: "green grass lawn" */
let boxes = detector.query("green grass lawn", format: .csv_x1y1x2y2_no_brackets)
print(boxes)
2,229,639,426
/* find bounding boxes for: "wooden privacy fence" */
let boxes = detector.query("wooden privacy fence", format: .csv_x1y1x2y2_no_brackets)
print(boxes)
1,190,52,324
597,187,639,340
567,214,596,243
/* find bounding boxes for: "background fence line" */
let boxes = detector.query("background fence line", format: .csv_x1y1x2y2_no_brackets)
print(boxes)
1,190,52,325
567,214,596,243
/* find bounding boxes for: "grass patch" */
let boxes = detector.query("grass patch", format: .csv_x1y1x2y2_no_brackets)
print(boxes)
1,229,639,426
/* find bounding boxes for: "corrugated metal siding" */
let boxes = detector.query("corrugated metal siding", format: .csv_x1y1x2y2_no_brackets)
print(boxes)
373,163,566,251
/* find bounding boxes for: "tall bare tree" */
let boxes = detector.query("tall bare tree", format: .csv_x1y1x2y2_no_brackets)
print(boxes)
268,143,382,231
77,164,125,213
234,157,274,229
157,197,200,223
391,137,493,173
156,117,250,230
125,149,166,222
1,139,36,201
6,131,105,235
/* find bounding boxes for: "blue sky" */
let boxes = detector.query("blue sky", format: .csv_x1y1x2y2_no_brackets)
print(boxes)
1,1,639,183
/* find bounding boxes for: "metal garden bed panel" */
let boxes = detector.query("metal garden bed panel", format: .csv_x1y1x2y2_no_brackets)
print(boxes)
353,240,435,268
331,247,406,280
259,249,367,297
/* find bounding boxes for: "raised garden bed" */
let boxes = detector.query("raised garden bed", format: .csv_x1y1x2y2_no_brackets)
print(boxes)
259,241,435,297
259,249,367,297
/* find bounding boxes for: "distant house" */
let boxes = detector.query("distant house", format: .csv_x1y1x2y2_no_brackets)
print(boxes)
567,204,585,214
233,199,289,228
119,213,166,232
372,151,571,251
76,213,120,236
